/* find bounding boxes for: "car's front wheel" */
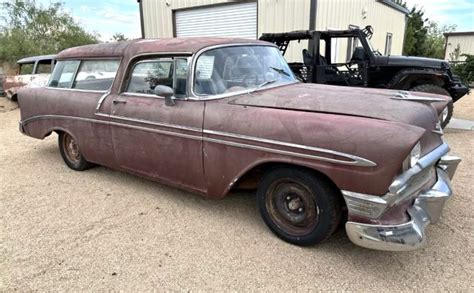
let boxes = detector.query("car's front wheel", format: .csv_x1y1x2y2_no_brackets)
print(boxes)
257,167,342,246
410,84,453,128
58,132,94,171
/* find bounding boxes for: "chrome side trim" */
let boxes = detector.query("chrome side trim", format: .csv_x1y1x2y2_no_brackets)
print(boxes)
21,114,376,167
204,129,376,167
95,112,201,133
21,114,202,141
204,137,370,166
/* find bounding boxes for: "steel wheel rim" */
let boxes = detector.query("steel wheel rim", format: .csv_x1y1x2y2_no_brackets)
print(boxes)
265,178,319,236
63,134,81,164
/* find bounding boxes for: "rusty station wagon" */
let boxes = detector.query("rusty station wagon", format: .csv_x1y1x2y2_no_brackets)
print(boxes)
18,38,461,251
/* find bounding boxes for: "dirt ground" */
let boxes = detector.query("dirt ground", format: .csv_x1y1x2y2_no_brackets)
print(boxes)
453,91,474,121
1,97,473,291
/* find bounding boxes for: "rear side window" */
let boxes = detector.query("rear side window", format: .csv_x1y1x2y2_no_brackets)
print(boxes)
72,60,120,91
48,60,80,88
48,59,120,91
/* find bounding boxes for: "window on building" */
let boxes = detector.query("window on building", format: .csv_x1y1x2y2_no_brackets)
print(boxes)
385,33,393,55
72,60,120,91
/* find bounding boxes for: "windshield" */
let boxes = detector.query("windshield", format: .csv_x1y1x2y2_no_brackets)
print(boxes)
193,46,296,96
364,36,381,56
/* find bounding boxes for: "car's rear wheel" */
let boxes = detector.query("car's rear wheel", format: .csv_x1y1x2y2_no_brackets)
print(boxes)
256,167,342,246
410,84,453,128
58,132,94,171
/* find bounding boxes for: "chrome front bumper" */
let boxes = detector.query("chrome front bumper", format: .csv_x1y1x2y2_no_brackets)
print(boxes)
344,153,461,251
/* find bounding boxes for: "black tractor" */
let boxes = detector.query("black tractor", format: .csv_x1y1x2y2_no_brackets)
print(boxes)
260,26,470,127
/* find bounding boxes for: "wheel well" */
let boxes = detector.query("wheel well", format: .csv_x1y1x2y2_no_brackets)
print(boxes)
231,162,341,194
394,73,448,90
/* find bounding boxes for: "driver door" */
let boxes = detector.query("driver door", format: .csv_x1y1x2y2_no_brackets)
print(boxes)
107,56,206,193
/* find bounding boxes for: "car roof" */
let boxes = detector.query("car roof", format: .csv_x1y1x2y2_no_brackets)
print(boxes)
17,54,56,64
55,38,273,60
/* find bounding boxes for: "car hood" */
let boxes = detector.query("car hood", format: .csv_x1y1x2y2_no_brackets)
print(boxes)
384,55,449,69
228,83,444,131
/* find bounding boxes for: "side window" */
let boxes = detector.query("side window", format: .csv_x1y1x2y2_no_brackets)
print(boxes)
126,57,188,98
48,60,80,88
72,60,120,91
36,60,54,74
19,63,34,75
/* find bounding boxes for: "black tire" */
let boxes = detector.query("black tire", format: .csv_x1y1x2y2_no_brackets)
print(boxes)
256,167,342,246
58,132,94,171
410,84,453,128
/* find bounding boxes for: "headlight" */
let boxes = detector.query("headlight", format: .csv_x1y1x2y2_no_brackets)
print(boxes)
410,142,421,168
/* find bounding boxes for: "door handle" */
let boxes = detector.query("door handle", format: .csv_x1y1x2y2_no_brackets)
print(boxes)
113,98,127,104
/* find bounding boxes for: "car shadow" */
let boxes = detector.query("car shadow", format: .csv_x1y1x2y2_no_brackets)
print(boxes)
35,142,426,270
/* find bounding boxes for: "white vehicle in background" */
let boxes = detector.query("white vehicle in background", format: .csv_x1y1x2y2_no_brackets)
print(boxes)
3,54,56,101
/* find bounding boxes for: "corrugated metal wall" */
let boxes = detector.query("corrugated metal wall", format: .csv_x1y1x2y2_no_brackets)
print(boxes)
141,0,406,61
258,0,311,62
445,34,474,61
316,0,406,59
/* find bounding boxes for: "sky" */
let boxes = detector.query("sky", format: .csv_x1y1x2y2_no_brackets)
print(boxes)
404,0,474,31
34,0,473,41
37,0,141,41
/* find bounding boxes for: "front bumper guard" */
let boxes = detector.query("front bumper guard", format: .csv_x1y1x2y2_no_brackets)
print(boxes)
345,155,460,251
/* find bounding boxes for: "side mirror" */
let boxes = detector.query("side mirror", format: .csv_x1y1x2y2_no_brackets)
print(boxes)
154,85,175,106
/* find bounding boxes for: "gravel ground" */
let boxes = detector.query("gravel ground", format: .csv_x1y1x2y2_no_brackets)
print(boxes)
1,99,473,291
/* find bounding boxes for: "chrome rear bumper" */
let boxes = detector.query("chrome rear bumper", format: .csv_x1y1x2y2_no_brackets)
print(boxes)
344,154,460,251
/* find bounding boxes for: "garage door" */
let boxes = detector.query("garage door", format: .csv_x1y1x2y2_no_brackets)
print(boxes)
175,2,257,39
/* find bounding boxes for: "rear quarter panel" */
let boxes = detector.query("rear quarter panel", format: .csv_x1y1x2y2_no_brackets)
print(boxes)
18,87,116,168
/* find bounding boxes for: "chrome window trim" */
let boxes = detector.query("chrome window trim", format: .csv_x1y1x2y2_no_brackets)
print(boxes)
118,52,193,95
95,91,111,112
44,86,108,94
21,114,375,168
188,43,298,101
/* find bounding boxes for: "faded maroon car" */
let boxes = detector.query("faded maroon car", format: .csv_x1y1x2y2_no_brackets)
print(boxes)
18,39,461,251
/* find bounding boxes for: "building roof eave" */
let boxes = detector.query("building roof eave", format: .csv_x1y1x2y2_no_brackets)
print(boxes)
377,0,410,15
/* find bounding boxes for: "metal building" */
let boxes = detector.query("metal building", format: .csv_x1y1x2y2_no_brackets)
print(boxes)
444,32,474,61
137,0,408,61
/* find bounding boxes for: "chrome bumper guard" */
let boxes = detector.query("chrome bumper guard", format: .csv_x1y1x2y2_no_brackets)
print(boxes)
344,152,461,251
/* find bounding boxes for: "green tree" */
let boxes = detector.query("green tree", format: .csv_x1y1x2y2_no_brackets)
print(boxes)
399,2,456,59
111,32,128,42
403,6,428,56
452,54,474,85
0,0,99,63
